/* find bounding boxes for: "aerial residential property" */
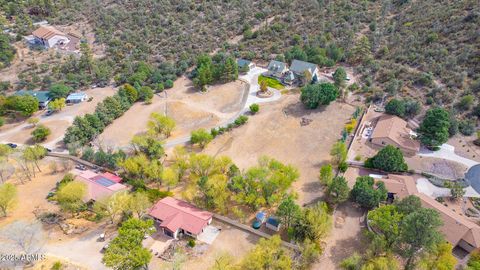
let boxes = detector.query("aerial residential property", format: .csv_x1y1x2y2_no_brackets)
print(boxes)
0,1,479,270
148,197,213,239
31,25,70,49
289,59,320,83
380,174,480,256
66,92,89,104
74,170,128,202
14,90,51,109
370,114,420,156
265,60,288,79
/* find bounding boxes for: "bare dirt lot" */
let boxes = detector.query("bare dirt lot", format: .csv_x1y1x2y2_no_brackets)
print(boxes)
96,77,248,148
0,158,64,228
406,156,468,180
151,221,259,270
202,94,355,205
448,135,480,163
316,202,367,270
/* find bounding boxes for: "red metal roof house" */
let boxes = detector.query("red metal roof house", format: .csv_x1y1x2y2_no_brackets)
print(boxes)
148,197,213,239
74,170,128,202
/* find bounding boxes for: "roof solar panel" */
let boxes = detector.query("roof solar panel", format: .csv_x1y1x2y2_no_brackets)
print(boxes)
95,177,115,187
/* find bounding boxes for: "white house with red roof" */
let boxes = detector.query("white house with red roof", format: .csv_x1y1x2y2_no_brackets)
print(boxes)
148,197,213,239
73,170,128,202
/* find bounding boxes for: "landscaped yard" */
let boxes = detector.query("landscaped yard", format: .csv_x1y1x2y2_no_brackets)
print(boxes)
258,75,285,90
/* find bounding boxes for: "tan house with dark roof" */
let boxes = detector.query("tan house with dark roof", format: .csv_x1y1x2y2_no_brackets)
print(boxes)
370,114,420,156
381,174,480,255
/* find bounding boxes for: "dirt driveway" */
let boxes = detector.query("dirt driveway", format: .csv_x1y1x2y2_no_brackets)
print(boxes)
203,95,355,205
0,87,117,149
96,77,248,149
316,202,366,269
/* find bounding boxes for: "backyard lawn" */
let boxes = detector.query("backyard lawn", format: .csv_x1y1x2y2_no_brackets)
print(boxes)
258,75,285,90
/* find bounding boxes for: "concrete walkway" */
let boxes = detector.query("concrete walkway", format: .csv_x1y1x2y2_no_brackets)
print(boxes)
419,144,479,169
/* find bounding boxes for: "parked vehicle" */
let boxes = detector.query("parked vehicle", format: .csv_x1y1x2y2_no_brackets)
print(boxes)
6,143,17,148
45,109,54,116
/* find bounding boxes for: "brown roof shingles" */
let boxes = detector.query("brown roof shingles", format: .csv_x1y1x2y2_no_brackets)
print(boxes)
371,114,420,152
381,174,480,248
32,26,66,40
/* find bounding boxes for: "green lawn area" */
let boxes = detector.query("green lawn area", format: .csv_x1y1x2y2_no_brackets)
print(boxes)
258,75,285,90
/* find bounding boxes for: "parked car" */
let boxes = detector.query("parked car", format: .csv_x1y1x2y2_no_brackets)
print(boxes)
45,109,54,116
75,164,87,171
252,220,262,229
6,143,17,148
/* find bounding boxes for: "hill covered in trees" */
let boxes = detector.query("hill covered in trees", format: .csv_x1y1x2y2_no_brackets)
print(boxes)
1,0,479,113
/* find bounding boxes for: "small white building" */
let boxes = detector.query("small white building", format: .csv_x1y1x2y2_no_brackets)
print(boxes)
66,92,88,104
31,26,69,49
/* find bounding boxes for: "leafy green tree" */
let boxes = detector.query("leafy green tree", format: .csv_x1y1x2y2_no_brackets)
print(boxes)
56,181,86,215
6,95,38,116
351,36,372,63
237,236,292,270
0,116,4,127
327,176,350,204
418,108,450,147
103,218,154,270
48,98,66,111
457,94,475,111
249,103,259,114
418,243,456,270
350,176,387,209
385,99,406,118
367,205,402,249
333,67,347,88
292,202,332,243
0,33,15,68
131,135,165,159
365,145,408,172
361,255,400,270
122,83,139,103
341,253,362,270
31,125,51,142
49,83,72,99
319,164,334,186
330,141,347,165
138,86,154,102
301,83,338,109
398,208,443,270
466,249,480,270
147,112,175,138
0,183,16,217
395,195,421,215
276,195,301,230
27,117,39,127
94,191,132,224
191,128,213,148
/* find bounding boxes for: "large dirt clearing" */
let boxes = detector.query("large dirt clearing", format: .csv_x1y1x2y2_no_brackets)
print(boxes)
96,77,247,148
202,94,355,205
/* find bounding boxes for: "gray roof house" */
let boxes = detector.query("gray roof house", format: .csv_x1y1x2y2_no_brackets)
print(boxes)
266,60,288,78
237,59,254,69
66,92,88,104
15,90,51,108
290,59,320,83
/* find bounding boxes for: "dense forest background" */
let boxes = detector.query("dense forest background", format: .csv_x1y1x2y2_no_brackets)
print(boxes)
0,0,479,118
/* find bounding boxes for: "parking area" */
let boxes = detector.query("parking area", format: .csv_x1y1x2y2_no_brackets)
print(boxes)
197,225,221,245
